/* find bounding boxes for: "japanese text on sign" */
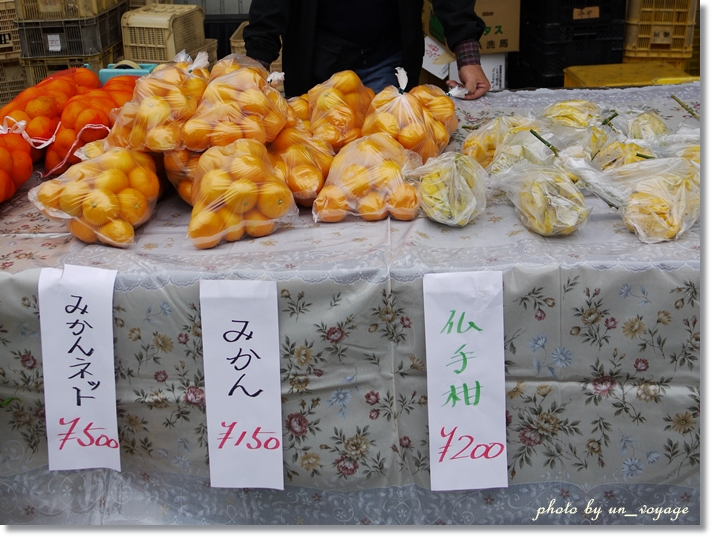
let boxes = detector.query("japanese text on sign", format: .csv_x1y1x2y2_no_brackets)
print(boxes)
38,265,120,472
423,272,507,491
200,279,284,490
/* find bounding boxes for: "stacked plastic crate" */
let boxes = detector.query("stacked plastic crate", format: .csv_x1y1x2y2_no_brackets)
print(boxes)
508,0,626,89
121,2,216,69
623,0,698,71
0,1,25,107
16,0,128,87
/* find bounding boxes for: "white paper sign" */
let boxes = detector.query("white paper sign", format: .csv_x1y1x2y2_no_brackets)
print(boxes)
200,279,284,490
423,271,507,491
38,265,120,472
46,34,61,52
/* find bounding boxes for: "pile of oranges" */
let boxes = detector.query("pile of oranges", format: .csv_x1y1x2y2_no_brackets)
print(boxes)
30,147,161,247
188,138,297,248
106,59,209,153
306,70,374,152
164,148,201,205
312,133,419,222
181,57,293,152
0,132,34,204
267,126,334,207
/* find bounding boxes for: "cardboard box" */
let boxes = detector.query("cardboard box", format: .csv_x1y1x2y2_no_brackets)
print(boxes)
423,0,520,54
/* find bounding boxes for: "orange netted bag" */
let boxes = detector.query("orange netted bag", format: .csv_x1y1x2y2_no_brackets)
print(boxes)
164,148,201,205
0,118,36,204
181,55,294,152
105,51,209,153
307,70,374,152
362,68,442,165
188,138,298,248
29,147,161,247
267,125,335,207
312,132,420,223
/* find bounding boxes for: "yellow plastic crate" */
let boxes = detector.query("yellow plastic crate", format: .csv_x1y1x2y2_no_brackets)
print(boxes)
122,3,205,63
564,61,698,88
20,41,121,86
129,0,172,8
624,0,697,56
15,0,125,21
230,21,283,73
0,1,22,60
622,53,689,71
0,59,27,107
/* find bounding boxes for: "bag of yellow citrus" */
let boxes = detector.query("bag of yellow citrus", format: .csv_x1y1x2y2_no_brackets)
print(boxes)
362,68,441,165
409,82,458,140
307,70,374,152
188,138,298,248
267,125,334,207
181,55,293,152
29,146,161,247
312,132,420,223
105,51,209,153
164,148,202,205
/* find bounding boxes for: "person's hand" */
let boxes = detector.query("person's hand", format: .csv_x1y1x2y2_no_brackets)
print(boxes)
446,64,490,100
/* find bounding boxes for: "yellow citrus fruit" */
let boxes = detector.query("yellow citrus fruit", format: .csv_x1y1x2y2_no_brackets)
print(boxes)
58,180,91,216
188,209,224,249
177,179,193,205
81,189,120,226
128,166,161,200
340,163,372,199
228,154,268,182
372,160,403,191
67,217,98,244
217,206,245,242
223,178,259,214
257,180,293,219
244,208,277,238
313,184,349,223
358,191,387,221
98,218,135,247
198,169,233,206
93,168,130,193
397,122,427,150
36,179,64,210
100,147,136,174
117,187,149,226
387,182,419,220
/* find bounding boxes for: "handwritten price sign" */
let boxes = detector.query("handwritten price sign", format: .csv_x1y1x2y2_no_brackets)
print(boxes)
38,265,120,472
423,271,507,491
200,279,283,490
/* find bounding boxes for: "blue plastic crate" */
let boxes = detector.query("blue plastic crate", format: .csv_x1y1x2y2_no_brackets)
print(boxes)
99,61,157,84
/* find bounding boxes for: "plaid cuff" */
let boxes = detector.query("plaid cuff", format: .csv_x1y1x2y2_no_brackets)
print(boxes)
454,39,481,69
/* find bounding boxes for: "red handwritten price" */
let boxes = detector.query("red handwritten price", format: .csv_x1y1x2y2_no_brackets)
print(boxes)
437,426,504,463
218,421,281,450
58,417,119,450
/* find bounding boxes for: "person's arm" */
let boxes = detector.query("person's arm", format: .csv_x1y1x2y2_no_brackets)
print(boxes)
243,0,290,69
432,1,490,99
449,39,490,99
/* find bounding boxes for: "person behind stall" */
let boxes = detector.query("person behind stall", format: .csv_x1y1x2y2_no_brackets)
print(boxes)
244,0,490,99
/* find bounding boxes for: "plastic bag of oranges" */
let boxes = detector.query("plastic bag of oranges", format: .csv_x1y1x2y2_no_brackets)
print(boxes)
181,55,293,152
312,132,420,223
29,146,161,247
409,82,458,143
164,148,201,205
105,51,210,153
267,126,334,207
362,68,441,165
188,138,298,248
307,70,374,152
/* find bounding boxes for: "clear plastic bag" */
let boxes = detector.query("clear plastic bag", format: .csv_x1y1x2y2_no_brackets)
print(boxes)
590,140,656,170
188,138,298,248
164,148,202,205
565,156,699,243
312,133,420,222
181,55,294,152
493,161,590,236
105,51,210,153
609,108,670,140
404,151,486,227
489,125,563,175
541,99,601,128
461,114,540,170
29,147,161,247
267,126,334,207
307,70,374,152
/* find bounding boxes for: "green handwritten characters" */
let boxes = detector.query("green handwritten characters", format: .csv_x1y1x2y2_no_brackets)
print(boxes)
440,310,483,335
447,343,475,374
443,381,481,408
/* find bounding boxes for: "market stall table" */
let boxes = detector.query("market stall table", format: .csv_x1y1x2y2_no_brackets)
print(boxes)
0,83,700,525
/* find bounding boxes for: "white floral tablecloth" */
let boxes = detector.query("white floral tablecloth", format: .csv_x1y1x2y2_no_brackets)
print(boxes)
0,83,700,525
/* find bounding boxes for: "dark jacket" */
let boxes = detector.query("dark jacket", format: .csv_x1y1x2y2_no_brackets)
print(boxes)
244,0,485,97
